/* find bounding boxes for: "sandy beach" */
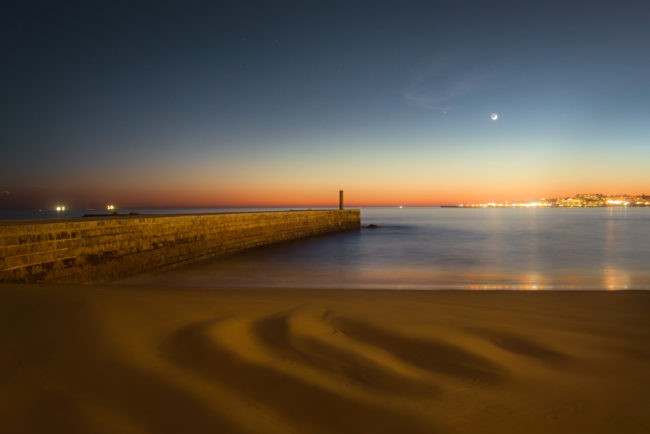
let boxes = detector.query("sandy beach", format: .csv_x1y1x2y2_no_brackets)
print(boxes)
2,286,649,433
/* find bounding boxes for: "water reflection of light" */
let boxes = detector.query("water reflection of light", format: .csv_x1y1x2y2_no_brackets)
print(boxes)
521,272,542,290
603,266,629,290
602,213,629,290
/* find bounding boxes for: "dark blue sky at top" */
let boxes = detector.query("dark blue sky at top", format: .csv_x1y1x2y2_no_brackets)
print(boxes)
1,0,650,207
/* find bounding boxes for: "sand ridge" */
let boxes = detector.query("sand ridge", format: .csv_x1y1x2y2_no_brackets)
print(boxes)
1,286,650,433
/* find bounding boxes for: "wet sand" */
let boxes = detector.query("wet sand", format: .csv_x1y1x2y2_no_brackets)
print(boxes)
1,285,650,433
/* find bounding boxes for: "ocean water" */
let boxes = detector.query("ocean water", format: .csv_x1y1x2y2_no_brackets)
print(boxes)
120,207,650,290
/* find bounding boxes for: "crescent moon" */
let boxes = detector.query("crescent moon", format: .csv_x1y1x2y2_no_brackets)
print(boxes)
490,113,499,121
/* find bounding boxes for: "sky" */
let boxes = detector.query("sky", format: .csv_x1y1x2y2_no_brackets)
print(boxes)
1,0,650,209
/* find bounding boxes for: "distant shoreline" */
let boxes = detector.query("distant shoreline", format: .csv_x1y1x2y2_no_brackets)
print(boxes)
441,204,650,208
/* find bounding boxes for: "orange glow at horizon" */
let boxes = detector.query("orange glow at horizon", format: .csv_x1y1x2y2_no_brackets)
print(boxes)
5,157,650,209
28,183,650,209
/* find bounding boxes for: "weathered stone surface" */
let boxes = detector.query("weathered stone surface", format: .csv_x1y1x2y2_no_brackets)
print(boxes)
0,210,360,283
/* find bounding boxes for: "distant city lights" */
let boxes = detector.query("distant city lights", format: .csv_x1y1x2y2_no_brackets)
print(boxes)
459,202,551,208
458,193,650,208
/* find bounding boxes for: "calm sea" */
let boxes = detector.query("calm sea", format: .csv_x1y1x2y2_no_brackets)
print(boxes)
112,207,650,290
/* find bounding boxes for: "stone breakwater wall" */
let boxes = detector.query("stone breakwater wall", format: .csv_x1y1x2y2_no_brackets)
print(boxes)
0,210,360,283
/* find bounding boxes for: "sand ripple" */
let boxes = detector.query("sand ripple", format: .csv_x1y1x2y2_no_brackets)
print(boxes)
3,287,650,434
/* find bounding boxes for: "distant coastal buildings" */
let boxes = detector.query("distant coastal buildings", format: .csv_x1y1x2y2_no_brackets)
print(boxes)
457,193,650,208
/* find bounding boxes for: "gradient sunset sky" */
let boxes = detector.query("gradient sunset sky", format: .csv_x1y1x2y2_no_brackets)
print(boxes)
2,0,650,209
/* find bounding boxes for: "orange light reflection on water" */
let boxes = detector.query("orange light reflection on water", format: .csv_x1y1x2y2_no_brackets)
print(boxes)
603,266,629,290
